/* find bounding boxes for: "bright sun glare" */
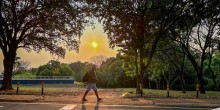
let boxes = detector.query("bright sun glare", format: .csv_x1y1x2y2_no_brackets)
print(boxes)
91,41,98,48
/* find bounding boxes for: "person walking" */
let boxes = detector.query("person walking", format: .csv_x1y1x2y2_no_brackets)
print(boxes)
82,65,102,101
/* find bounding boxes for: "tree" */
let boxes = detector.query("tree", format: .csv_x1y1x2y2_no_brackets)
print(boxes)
13,57,30,73
92,0,197,93
212,54,220,91
59,64,75,76
0,0,89,90
89,55,108,67
97,57,118,87
204,53,220,91
170,0,220,93
14,72,35,79
69,61,90,81
93,0,169,94
148,59,165,90
13,57,21,71
156,40,189,93
97,57,135,88
36,60,75,76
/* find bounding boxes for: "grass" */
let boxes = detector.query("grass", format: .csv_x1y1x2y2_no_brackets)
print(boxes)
0,83,219,99
118,88,220,99
6,82,86,95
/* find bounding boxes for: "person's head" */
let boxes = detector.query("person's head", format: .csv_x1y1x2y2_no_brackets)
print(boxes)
91,65,96,71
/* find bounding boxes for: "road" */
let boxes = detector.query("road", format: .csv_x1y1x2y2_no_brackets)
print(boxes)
0,102,218,110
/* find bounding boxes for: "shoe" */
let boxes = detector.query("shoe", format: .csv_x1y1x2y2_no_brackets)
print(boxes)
82,98,88,101
97,98,102,101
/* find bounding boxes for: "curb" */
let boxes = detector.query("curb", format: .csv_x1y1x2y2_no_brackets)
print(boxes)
155,102,220,109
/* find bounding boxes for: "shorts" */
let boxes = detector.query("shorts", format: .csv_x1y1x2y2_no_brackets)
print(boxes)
86,83,97,91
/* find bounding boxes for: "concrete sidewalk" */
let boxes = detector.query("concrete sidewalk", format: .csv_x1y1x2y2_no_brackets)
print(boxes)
152,98,220,109
0,102,218,110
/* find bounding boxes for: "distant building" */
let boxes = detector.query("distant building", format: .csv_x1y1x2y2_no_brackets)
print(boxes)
0,73,3,80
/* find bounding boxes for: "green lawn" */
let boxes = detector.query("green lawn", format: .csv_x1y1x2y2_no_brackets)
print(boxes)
0,83,219,99
8,82,85,95
118,88,220,99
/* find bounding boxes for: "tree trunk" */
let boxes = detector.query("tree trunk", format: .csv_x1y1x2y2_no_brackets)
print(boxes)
208,61,217,90
158,79,161,89
136,76,141,94
1,48,17,90
163,80,165,90
139,48,145,95
156,80,158,89
135,49,141,94
149,79,151,89
207,47,218,90
180,77,186,93
180,54,186,93
180,75,186,93
186,51,206,94
198,70,206,94
217,82,220,91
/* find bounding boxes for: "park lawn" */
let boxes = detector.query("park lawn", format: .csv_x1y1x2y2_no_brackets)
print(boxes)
118,88,220,99
0,83,219,99
9,83,84,95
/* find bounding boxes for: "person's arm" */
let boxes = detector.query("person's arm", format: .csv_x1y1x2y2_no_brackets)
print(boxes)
94,72,98,81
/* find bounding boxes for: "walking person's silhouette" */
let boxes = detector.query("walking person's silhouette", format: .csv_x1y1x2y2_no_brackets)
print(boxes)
82,65,102,101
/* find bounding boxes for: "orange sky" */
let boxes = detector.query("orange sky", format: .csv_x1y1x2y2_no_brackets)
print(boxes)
0,22,119,72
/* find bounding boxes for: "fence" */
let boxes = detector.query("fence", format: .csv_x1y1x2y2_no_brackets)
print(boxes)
0,76,74,84
0,76,74,80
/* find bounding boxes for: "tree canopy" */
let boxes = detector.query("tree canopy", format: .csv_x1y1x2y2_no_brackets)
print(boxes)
0,0,90,90
1,0,220,93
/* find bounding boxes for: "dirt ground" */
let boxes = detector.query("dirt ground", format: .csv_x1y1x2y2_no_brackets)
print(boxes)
0,88,220,107
0,88,152,105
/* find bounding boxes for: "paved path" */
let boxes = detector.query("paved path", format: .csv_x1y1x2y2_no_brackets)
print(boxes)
0,102,218,110
74,102,217,110
0,102,68,110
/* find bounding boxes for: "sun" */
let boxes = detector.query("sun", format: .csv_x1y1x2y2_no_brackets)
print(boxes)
91,41,98,48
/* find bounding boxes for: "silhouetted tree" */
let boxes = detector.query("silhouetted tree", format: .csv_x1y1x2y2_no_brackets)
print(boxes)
0,0,89,90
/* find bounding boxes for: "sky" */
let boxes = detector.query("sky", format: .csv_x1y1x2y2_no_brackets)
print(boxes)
0,22,119,72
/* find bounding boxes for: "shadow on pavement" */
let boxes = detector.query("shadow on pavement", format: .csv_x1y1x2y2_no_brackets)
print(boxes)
82,101,99,110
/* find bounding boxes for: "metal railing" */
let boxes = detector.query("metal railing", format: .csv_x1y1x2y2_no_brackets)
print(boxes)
0,76,74,80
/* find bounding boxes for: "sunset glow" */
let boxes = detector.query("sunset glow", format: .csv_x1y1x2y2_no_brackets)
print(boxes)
0,21,119,72
91,41,98,48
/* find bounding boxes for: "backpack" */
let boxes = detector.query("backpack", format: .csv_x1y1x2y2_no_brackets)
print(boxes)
82,72,89,82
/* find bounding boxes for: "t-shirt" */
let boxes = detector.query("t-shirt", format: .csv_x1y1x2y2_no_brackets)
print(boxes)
87,70,97,83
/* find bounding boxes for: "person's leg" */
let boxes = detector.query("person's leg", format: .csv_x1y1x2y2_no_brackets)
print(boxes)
82,90,90,100
92,83,101,101
94,90,101,101
94,90,99,98
82,83,92,101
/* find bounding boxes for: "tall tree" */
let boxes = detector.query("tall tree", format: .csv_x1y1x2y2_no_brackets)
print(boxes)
154,40,188,92
93,0,165,94
0,0,89,90
204,53,220,91
170,0,220,93
93,0,191,93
